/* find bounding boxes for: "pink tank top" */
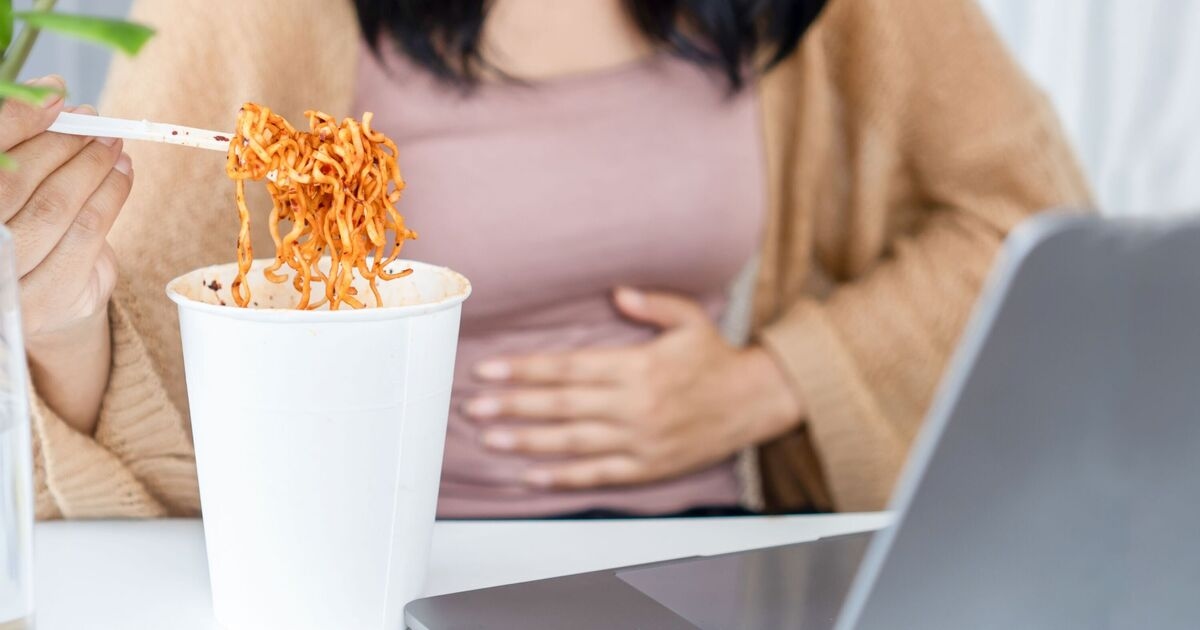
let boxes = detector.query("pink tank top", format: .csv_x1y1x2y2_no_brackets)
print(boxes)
354,44,767,517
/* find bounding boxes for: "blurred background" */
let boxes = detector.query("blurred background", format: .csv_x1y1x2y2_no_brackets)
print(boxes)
17,0,1200,216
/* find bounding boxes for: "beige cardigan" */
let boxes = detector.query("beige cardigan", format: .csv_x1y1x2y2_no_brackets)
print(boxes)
30,0,1090,519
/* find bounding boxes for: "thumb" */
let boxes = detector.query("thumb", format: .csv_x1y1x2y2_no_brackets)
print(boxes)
613,287,710,329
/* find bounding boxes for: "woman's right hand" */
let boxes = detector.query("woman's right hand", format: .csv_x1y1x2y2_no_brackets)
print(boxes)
1,76,134,433
0,75,131,341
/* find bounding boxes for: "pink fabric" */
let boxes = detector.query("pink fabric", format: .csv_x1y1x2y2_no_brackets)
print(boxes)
354,45,766,517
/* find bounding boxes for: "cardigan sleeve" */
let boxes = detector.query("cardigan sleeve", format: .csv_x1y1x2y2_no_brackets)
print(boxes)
30,0,358,519
757,0,1093,511
32,300,199,519
29,0,222,520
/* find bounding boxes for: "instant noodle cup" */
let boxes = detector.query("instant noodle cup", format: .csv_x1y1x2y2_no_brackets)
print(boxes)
167,258,470,630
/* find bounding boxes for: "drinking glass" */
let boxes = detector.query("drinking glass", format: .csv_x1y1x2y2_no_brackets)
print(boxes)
0,226,34,630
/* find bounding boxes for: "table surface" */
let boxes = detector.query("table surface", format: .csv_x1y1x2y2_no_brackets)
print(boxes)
32,513,890,630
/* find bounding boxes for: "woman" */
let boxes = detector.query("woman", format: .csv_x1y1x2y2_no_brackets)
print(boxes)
10,0,1089,519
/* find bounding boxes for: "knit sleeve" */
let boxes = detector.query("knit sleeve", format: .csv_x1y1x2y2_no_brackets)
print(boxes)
32,300,199,519
28,0,219,520
30,0,357,519
757,0,1092,511
31,0,250,520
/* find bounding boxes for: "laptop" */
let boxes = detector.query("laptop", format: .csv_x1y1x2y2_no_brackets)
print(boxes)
405,212,1200,630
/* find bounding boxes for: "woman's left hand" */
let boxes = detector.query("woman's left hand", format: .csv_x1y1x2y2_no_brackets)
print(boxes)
465,287,805,490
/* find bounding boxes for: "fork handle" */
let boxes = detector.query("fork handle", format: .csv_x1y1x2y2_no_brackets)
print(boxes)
48,112,232,152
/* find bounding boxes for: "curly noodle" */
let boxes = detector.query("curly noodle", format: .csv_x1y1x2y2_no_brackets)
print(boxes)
225,103,416,310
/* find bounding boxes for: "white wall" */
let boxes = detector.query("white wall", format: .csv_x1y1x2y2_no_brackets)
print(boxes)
978,0,1200,216
15,0,132,106
19,0,1200,216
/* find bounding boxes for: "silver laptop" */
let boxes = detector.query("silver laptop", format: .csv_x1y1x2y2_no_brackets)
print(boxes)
405,213,1200,630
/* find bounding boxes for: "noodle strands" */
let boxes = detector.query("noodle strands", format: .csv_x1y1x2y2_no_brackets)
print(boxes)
225,103,416,309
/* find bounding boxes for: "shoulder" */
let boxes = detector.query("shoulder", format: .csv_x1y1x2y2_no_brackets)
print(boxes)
759,0,1026,118
124,0,357,44
764,0,1009,72
101,0,359,126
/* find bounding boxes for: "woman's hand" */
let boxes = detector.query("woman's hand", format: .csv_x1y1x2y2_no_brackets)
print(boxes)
1,76,134,433
465,287,806,490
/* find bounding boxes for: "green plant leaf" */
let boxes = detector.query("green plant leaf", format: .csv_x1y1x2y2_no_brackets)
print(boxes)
0,79,60,105
13,11,154,56
0,152,15,171
1,0,13,52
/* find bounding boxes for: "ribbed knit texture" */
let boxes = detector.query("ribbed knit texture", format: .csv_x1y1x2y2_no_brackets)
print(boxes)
752,0,1092,510
30,0,1089,518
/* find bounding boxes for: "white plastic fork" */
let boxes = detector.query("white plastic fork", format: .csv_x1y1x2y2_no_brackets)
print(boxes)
47,112,233,152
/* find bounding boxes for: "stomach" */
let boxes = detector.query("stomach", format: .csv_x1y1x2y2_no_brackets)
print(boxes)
435,303,742,518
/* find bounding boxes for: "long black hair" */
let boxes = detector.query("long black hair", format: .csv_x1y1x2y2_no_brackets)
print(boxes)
354,0,828,91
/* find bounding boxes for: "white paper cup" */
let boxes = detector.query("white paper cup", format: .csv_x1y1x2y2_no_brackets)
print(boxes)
167,259,470,630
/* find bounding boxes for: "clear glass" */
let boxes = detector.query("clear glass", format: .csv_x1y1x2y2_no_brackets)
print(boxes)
0,227,33,630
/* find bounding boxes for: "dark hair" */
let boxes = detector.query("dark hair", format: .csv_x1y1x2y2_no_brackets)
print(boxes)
354,0,828,91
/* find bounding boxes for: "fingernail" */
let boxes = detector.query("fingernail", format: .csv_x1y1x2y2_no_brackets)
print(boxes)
475,361,511,381
26,75,65,108
482,431,516,450
114,153,133,176
71,104,97,115
616,287,644,310
523,470,554,488
465,397,501,418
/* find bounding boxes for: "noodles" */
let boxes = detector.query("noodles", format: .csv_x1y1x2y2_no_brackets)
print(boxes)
224,103,417,310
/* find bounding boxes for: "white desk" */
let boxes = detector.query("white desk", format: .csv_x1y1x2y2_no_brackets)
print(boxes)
33,514,890,630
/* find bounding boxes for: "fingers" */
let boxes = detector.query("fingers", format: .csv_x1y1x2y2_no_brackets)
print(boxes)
465,387,623,422
0,75,66,152
0,107,99,223
481,422,628,457
474,348,633,386
612,287,710,329
21,162,133,332
521,456,643,490
6,132,124,276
